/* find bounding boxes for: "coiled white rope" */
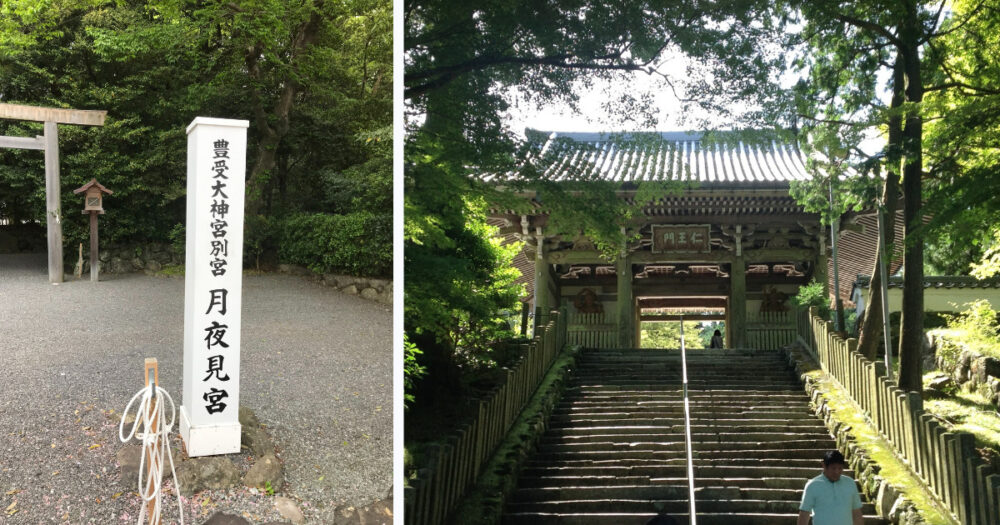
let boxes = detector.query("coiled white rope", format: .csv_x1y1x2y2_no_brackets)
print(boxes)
119,382,184,525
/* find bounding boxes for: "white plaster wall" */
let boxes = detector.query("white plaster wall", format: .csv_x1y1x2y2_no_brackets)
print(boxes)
881,288,1000,313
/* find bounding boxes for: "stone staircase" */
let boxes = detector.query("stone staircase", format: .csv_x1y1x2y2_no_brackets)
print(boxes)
502,348,886,525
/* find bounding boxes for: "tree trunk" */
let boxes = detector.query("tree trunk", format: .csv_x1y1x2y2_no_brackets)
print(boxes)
244,10,323,216
858,55,904,360
897,11,924,392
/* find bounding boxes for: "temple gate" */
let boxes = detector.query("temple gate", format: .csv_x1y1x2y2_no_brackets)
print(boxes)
490,131,896,348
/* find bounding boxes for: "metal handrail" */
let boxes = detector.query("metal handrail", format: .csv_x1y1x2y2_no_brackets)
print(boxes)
679,317,697,524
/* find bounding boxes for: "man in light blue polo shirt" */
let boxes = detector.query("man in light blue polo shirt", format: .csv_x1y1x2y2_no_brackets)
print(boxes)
797,450,863,525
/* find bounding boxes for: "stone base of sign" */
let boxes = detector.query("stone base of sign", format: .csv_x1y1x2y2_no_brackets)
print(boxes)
175,456,242,497
243,453,283,490
120,405,284,498
180,405,242,457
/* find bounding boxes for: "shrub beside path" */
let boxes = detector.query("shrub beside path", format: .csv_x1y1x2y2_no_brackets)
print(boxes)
0,253,392,524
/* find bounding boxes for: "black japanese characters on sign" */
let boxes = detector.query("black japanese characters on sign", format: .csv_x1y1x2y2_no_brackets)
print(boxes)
203,139,232,415
651,224,712,254
203,387,229,414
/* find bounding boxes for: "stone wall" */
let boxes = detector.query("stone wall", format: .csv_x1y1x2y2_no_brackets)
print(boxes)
80,244,392,305
926,331,1000,409
278,264,392,305
87,242,181,274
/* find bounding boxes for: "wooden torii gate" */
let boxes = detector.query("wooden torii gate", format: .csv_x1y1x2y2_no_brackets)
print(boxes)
0,103,107,283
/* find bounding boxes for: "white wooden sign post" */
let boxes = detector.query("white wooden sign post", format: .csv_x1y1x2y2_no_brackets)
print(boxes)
180,117,248,457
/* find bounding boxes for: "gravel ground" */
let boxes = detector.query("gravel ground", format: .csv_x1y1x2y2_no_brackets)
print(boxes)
0,253,393,524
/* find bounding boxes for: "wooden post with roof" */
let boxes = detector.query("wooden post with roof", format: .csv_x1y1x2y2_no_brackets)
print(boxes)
0,103,107,283
486,130,903,348
73,178,113,282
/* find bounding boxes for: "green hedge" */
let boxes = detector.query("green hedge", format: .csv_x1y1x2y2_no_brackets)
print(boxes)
278,211,391,277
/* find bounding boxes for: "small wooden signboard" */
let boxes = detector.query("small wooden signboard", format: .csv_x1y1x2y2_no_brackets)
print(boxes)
651,224,712,254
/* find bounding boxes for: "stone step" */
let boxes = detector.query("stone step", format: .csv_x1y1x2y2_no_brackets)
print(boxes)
514,476,817,490
525,457,831,470
556,401,813,410
518,464,836,479
539,429,833,440
575,369,792,376
573,377,796,383
571,383,802,390
505,498,879,515
500,347,883,524
571,377,800,386
574,365,792,373
549,417,819,428
554,403,815,412
576,359,790,366
502,511,886,525
536,437,834,452
530,448,835,462
548,416,823,427
572,373,798,381
578,359,789,364
509,485,809,502
553,407,811,416
564,389,807,398
552,407,816,420
546,420,827,433
557,398,814,406
548,419,818,429
579,349,786,357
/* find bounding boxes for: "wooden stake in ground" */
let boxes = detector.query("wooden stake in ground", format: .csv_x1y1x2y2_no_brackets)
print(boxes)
143,358,161,525
74,243,83,279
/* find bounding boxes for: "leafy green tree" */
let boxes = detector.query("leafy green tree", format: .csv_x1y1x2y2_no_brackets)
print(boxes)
699,322,726,348
763,0,1000,391
640,321,705,349
972,229,1000,280
921,0,1000,279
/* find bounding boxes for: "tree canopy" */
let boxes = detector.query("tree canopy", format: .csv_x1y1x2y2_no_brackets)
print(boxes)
772,0,1000,390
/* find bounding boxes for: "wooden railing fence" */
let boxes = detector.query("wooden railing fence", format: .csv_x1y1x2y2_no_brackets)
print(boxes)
797,306,1000,525
404,308,568,525
566,311,617,348
746,310,797,350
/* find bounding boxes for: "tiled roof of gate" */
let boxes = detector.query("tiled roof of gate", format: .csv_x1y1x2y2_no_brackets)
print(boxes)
499,130,811,185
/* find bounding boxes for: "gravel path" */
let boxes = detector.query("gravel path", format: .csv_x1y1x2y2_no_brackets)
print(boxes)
0,253,393,524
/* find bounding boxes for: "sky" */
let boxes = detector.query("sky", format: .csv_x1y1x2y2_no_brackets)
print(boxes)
502,67,722,136
501,51,888,157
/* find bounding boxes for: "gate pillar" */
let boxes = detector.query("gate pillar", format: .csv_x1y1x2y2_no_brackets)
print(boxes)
730,255,747,348
616,253,634,348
